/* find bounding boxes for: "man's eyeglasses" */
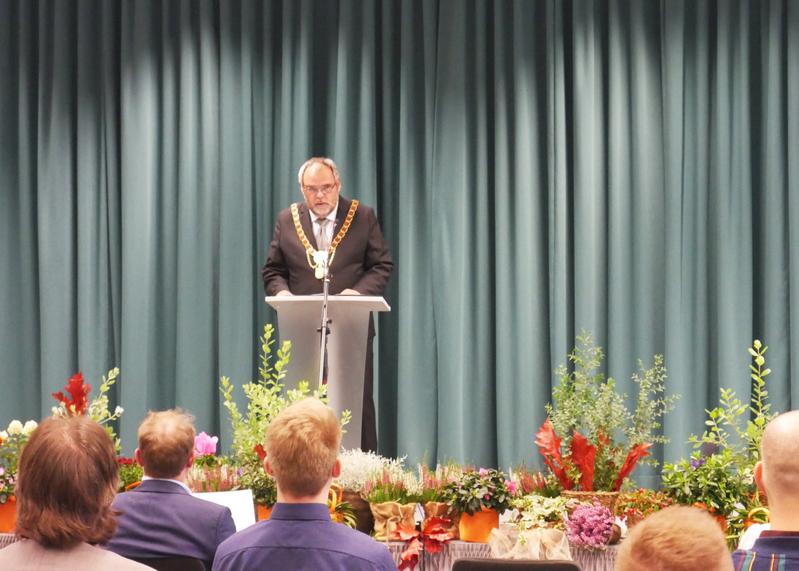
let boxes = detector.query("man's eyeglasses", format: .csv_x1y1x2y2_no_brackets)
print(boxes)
303,184,337,195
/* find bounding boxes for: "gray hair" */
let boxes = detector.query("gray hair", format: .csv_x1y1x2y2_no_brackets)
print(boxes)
297,157,341,187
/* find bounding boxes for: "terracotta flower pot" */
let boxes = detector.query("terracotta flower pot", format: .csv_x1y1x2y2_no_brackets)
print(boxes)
255,504,273,521
458,507,499,543
0,496,16,533
342,491,374,535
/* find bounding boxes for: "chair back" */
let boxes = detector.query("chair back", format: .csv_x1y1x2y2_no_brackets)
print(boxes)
129,555,207,571
452,559,581,571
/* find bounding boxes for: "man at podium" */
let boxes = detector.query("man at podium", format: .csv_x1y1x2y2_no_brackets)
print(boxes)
262,157,393,451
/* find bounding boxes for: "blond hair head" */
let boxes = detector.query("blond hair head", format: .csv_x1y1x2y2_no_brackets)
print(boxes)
265,398,341,497
616,506,732,571
137,409,195,478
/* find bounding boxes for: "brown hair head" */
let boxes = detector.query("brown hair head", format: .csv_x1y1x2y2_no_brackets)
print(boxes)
137,409,195,478
265,398,341,497
616,505,732,571
14,416,119,548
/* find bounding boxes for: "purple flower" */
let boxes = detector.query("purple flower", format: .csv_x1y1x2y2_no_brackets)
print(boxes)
690,457,706,469
194,432,218,456
566,503,613,549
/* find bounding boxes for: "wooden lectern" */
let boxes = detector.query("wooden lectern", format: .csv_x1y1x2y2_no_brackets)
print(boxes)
265,295,390,449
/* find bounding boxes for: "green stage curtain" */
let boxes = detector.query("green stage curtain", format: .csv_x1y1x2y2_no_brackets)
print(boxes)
1,1,798,481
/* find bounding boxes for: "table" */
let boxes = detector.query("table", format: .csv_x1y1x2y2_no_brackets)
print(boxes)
387,540,619,571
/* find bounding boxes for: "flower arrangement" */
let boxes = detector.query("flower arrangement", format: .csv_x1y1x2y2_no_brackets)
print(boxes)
566,503,614,549
509,466,561,498
334,449,407,494
661,340,775,545
418,463,462,504
0,420,37,503
117,457,144,492
51,368,124,450
615,488,673,525
512,494,570,530
442,468,514,516
536,332,679,491
186,461,240,493
362,469,421,504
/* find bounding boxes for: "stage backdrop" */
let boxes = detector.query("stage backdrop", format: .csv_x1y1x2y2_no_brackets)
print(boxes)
1,0,798,481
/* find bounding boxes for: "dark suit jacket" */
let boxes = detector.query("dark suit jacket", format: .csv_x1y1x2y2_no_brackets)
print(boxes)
105,479,236,570
262,196,393,296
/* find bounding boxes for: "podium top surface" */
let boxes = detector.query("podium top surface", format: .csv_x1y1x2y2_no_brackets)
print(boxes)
265,295,391,313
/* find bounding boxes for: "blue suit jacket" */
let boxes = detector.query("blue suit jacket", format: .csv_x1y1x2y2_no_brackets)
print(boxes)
105,479,236,569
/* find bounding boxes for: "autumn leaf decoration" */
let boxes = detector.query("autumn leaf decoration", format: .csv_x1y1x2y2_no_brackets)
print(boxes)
570,431,597,491
613,442,652,492
52,372,91,416
534,419,573,490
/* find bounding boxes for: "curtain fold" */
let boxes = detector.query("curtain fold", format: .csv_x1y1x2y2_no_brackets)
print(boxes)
1,0,797,473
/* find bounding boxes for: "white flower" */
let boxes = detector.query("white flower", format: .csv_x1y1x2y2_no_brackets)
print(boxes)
22,420,38,435
0,431,7,440
6,420,23,435
114,406,124,416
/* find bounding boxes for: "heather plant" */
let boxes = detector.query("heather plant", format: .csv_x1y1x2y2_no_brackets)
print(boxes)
566,503,614,549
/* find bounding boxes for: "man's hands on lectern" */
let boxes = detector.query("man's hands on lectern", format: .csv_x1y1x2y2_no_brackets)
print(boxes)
276,290,293,296
339,288,361,295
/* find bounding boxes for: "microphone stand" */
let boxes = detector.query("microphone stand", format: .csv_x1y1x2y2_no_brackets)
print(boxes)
316,252,331,388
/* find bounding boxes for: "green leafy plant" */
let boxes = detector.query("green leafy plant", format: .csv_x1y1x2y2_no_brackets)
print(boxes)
0,420,38,503
661,340,775,546
220,323,350,506
511,494,570,530
442,468,513,515
116,457,144,492
537,332,680,491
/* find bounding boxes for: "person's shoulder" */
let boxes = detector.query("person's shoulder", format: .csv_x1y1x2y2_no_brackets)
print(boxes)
215,520,269,557
327,523,394,564
92,545,154,569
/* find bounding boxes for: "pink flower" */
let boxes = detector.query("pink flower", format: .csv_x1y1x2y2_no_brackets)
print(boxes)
478,468,489,476
505,480,518,495
194,432,218,456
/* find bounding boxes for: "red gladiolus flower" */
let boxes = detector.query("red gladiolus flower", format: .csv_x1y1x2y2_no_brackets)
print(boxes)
52,372,91,416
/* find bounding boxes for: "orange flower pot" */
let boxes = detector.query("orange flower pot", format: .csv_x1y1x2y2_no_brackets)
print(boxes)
0,496,16,533
458,507,499,543
256,504,273,521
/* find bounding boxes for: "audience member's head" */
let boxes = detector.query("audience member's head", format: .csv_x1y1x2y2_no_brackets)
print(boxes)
756,410,799,518
264,398,341,501
135,409,195,479
14,416,119,548
616,505,732,571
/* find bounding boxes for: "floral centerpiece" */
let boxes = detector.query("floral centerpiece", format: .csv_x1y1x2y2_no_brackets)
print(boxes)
442,468,514,542
186,432,240,493
51,368,124,450
117,457,144,491
418,464,462,538
661,340,775,545
615,488,673,526
0,420,38,503
335,449,407,534
536,333,679,497
363,469,421,540
512,494,570,531
220,323,350,511
566,503,615,549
